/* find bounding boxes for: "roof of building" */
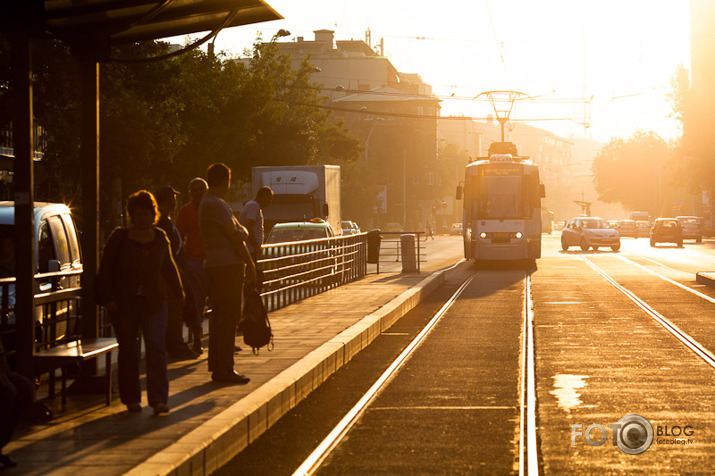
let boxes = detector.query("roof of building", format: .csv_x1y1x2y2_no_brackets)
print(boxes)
332,87,441,104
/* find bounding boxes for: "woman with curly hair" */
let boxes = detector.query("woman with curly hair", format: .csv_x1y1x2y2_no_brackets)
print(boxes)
96,190,184,415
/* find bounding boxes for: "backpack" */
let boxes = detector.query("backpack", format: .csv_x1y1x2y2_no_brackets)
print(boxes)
240,287,273,354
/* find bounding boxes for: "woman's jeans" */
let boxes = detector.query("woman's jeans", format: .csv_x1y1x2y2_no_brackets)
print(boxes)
112,300,169,406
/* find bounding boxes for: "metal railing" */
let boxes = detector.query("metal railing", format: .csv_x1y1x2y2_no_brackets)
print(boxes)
258,232,367,312
0,235,368,357
0,269,115,360
375,231,425,273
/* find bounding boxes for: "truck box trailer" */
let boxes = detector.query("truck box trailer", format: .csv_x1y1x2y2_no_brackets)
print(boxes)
252,165,342,235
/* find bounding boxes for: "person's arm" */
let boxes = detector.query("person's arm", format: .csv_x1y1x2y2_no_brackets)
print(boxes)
160,232,185,302
243,217,261,252
207,200,257,283
96,228,125,313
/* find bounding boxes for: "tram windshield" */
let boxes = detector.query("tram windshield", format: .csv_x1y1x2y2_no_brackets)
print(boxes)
475,175,523,219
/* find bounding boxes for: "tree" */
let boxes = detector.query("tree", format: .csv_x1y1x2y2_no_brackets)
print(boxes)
1,35,362,233
670,63,715,200
592,131,671,215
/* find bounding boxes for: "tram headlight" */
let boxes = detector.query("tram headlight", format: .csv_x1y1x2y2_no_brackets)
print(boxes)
515,232,523,239
479,232,487,239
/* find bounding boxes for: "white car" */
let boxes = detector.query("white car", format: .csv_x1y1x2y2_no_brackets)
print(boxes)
561,217,621,252
0,202,83,334
341,220,360,235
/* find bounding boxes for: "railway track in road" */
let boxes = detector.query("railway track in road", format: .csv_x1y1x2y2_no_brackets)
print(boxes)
534,243,715,473
293,268,540,476
583,256,715,369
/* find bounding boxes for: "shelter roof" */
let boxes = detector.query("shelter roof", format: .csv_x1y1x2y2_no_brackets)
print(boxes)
3,0,282,45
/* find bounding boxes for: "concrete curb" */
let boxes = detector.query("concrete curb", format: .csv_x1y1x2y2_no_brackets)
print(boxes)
127,268,449,475
695,272,715,288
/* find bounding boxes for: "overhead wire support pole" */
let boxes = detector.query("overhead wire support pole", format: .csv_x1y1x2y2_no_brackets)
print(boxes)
475,90,530,142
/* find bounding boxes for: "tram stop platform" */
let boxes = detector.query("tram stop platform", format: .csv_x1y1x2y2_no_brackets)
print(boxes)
6,235,464,475
696,272,715,288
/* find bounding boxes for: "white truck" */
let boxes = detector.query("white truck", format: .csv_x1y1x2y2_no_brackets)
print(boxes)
252,165,342,236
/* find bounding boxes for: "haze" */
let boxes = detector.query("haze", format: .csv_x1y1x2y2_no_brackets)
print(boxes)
202,0,690,143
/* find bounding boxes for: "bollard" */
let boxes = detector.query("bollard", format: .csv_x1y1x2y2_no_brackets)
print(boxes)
400,234,417,273
367,230,381,264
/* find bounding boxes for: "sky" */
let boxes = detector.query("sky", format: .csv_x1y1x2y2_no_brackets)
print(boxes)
176,0,691,144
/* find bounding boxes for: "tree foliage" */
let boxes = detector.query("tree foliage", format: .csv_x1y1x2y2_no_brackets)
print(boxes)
592,131,671,215
669,63,715,197
0,35,362,231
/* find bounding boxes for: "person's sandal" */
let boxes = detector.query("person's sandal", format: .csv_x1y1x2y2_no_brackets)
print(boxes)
126,403,142,413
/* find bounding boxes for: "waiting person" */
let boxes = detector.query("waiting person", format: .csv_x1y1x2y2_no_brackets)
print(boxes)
0,340,32,470
238,186,273,288
199,163,255,384
156,185,197,360
96,190,184,415
176,178,209,355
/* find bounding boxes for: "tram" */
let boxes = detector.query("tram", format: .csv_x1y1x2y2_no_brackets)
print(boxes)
457,142,545,262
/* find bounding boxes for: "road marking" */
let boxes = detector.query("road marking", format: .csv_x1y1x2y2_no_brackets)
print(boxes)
292,272,477,476
370,406,515,411
583,257,715,369
617,255,715,304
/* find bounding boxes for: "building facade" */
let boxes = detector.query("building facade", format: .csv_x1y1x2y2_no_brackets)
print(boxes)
274,30,441,230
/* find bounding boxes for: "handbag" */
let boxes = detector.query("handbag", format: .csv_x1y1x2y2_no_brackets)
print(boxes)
240,287,273,354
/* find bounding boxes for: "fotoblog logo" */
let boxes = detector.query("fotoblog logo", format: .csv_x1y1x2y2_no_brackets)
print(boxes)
572,414,654,455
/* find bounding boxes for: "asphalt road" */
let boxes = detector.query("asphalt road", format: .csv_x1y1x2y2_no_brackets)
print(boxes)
218,234,715,475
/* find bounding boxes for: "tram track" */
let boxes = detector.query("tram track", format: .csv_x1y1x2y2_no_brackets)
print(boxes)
582,257,715,369
293,269,540,476
617,255,715,304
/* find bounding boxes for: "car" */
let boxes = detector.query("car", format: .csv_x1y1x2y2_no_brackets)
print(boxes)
616,219,638,238
561,216,621,252
0,202,83,337
341,220,360,236
650,218,683,247
449,222,463,235
266,218,335,243
676,216,702,243
635,221,651,238
264,219,338,285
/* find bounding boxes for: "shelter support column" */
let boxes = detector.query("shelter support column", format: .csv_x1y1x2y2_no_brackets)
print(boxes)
79,51,100,339
11,30,35,379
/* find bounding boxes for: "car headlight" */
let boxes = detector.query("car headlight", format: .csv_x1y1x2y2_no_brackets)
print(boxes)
515,232,523,239
479,232,487,239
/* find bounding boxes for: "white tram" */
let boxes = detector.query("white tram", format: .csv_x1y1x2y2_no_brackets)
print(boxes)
457,142,545,262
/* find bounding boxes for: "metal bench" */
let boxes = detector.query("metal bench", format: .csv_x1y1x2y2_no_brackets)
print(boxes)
34,337,118,408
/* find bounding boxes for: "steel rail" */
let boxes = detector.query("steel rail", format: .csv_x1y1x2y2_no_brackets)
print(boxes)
292,268,475,476
519,274,538,475
618,255,715,304
583,258,715,369
525,274,539,475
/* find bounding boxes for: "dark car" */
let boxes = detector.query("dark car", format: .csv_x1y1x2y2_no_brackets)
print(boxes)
616,219,638,238
676,216,703,243
650,218,683,247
